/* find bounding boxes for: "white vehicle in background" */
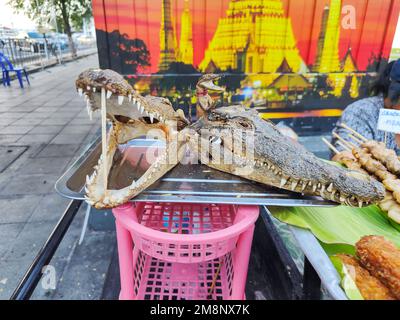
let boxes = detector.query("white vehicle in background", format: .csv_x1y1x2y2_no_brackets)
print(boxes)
72,32,96,47
0,26,18,39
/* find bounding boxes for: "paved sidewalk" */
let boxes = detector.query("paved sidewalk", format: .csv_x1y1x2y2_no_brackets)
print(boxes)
0,54,115,299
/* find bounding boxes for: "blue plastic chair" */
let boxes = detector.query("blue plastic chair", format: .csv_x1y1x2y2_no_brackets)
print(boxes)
0,53,30,88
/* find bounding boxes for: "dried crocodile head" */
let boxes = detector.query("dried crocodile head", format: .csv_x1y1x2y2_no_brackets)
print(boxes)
187,106,385,207
76,69,385,209
76,68,189,209
76,68,189,129
196,74,225,118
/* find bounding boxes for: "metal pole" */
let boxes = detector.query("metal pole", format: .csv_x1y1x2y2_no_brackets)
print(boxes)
10,199,83,300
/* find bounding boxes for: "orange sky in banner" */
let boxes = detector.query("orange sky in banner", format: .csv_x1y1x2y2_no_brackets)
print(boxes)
92,0,400,73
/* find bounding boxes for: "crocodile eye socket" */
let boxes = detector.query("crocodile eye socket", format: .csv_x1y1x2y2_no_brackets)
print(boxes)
142,117,160,124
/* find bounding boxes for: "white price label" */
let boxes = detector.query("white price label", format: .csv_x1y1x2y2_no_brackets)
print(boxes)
377,109,400,134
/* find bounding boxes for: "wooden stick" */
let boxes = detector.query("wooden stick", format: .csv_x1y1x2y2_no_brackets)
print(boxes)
208,258,224,296
101,88,108,192
347,133,363,145
337,140,351,152
340,123,368,142
322,138,340,155
332,132,355,151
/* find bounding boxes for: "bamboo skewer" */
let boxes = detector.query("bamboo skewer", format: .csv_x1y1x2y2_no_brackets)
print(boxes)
337,140,351,152
340,123,368,142
332,132,357,150
208,258,224,297
101,88,108,193
347,133,363,146
322,138,339,155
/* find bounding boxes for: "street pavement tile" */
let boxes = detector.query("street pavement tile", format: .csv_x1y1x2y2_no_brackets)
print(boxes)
17,134,56,145
0,135,23,144
29,125,64,134
51,133,88,145
28,194,70,222
0,195,42,224
41,118,71,125
0,126,35,135
0,174,58,196
32,144,80,158
16,156,71,175
0,113,24,119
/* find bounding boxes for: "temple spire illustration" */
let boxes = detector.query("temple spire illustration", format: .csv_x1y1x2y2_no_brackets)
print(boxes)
199,0,305,83
158,0,177,71
313,0,341,73
178,0,193,65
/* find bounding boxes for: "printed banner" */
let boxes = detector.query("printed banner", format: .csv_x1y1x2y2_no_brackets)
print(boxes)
92,0,400,133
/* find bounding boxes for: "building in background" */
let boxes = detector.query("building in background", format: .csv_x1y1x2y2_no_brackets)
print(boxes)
177,0,193,65
92,0,400,133
158,0,177,71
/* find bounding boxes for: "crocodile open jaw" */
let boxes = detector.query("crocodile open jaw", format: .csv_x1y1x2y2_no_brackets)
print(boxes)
76,68,385,209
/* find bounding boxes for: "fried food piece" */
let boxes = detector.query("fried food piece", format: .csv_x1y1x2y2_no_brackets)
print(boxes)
332,151,368,174
379,192,400,223
356,236,400,299
383,179,400,204
362,141,400,175
336,254,395,300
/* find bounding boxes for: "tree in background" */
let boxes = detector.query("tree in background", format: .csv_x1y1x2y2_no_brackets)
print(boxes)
96,30,151,74
9,0,92,58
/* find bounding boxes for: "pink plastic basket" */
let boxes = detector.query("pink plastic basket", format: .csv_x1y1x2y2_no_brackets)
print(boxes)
132,251,235,300
113,202,259,300
115,202,258,263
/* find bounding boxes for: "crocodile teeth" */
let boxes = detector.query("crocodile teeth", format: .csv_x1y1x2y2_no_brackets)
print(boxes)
358,201,363,208
86,174,91,185
327,183,333,192
118,95,124,105
128,94,132,102
280,178,288,188
291,181,298,191
330,191,336,201
78,88,83,96
312,184,317,192
106,90,112,99
92,87,96,92
141,106,145,114
150,114,154,123
340,195,346,203
301,181,308,192
84,186,89,193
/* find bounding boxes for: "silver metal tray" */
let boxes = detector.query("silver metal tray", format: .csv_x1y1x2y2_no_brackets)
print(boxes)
55,138,336,207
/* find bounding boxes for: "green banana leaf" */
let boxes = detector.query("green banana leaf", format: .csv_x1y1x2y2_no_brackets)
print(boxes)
270,205,400,248
270,205,400,300
330,256,364,300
